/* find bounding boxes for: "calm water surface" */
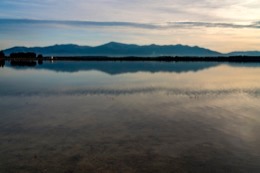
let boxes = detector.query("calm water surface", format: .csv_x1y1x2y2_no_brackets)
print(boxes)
0,61,260,173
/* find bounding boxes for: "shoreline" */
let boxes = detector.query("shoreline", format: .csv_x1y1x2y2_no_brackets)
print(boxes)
4,56,260,63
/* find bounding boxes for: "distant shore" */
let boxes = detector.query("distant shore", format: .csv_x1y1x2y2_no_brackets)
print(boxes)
4,56,260,63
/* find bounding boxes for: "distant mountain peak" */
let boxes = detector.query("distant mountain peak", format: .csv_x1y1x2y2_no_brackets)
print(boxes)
228,51,260,56
50,43,83,47
100,41,128,47
107,41,122,45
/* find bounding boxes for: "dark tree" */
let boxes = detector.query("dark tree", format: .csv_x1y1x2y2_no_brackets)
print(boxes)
0,51,5,67
37,54,43,65
0,51,4,59
10,52,36,59
37,54,43,59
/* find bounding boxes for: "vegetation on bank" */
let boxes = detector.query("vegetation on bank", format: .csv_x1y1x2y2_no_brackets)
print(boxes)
0,52,43,67
2,51,260,63
50,56,260,62
0,51,4,67
0,51,4,58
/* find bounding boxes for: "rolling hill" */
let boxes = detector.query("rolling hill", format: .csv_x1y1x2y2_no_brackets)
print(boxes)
3,42,222,57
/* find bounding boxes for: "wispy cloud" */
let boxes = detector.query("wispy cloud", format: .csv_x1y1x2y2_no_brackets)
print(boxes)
0,0,259,22
1,19,260,30
0,1,259,52
169,21,260,29
1,19,260,52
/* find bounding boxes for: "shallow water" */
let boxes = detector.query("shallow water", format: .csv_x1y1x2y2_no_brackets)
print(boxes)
0,61,260,173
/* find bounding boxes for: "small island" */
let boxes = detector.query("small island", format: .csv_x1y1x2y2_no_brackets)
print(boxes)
2,52,43,66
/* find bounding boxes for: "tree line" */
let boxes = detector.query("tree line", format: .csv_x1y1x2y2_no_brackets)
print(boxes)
1,50,260,62
0,51,5,67
10,52,43,59
0,51,4,59
0,51,44,67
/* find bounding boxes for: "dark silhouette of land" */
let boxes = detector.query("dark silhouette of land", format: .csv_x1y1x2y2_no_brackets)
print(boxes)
6,52,43,66
0,51,5,67
10,52,37,59
0,51,4,58
47,55,260,62
3,51,260,68
6,54,260,62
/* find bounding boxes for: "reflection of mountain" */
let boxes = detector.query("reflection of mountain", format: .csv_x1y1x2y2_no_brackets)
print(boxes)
4,42,221,57
7,61,220,75
227,62,260,68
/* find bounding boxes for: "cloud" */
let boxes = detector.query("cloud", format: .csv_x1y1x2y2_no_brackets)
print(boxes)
0,0,259,22
1,18,260,52
1,19,260,30
169,21,260,29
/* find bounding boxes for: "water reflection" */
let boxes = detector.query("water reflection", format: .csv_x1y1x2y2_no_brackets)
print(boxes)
0,58,5,67
38,59,43,65
7,60,260,75
7,61,220,74
0,62,260,173
10,60,37,66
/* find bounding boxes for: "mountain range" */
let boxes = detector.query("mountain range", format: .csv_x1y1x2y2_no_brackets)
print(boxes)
2,42,260,57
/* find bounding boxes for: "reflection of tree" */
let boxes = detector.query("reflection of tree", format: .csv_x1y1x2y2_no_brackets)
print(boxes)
10,61,36,67
0,60,4,67
37,54,43,65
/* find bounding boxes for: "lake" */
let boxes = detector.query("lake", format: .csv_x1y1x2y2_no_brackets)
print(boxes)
0,61,260,173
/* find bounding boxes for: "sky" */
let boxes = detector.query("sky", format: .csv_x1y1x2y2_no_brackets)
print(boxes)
0,0,260,52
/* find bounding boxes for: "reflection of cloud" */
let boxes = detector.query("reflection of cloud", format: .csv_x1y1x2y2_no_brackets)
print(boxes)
1,19,260,30
2,87,260,98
